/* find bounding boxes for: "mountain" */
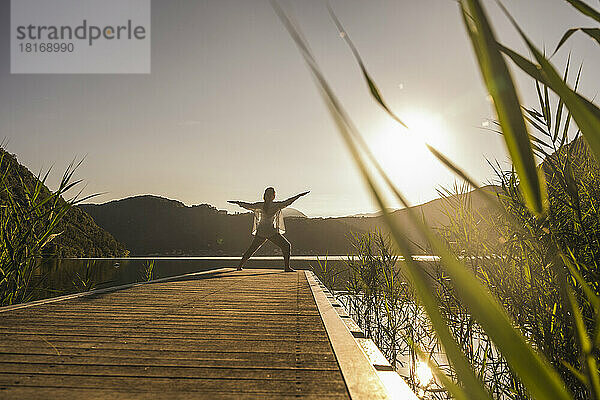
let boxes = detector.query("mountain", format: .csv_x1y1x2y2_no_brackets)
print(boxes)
346,208,399,218
282,208,306,218
0,148,128,257
79,196,352,255
336,185,502,252
79,186,500,256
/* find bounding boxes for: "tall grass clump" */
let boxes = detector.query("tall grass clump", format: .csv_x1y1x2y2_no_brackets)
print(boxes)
435,78,600,398
343,232,413,367
345,233,450,395
311,255,341,290
71,260,98,292
0,153,89,306
274,0,600,398
140,259,155,282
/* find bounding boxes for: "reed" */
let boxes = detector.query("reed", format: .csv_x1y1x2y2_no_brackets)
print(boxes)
71,260,98,292
140,259,155,282
275,0,600,398
0,153,91,305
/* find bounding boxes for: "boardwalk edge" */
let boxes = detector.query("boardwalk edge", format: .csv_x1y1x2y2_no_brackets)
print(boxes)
305,270,418,400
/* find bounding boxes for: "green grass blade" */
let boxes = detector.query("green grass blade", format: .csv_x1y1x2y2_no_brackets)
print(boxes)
324,82,492,400
524,112,550,136
561,360,589,385
327,4,408,129
553,56,570,141
554,28,600,55
561,253,600,310
544,82,552,132
564,0,600,23
567,287,591,358
566,286,600,399
581,28,600,45
425,145,481,190
272,4,492,397
499,44,545,82
498,3,600,165
554,28,580,55
564,249,600,350
461,0,546,216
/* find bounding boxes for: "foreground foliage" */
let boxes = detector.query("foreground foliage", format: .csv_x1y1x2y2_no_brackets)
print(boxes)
0,148,127,258
281,0,600,398
0,153,89,305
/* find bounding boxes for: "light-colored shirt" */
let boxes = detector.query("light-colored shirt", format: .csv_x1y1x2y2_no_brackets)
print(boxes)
246,201,286,237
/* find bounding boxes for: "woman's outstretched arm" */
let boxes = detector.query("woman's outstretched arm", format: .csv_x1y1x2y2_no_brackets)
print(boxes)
278,191,310,208
228,200,261,211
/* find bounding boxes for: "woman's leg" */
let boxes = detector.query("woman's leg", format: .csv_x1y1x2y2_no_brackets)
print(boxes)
268,234,292,271
238,236,266,270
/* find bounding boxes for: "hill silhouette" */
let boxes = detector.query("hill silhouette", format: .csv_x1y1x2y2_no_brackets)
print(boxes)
79,186,500,256
0,148,128,257
79,196,355,255
337,184,502,252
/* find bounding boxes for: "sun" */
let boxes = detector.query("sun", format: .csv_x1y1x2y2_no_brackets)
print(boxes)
416,360,434,385
369,108,449,187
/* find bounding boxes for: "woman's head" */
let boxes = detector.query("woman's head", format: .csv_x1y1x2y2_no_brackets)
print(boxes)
263,187,275,202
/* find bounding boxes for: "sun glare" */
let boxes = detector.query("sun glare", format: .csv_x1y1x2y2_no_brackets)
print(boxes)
416,360,434,385
369,109,448,186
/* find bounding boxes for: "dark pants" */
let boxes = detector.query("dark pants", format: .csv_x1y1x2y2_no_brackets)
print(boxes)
238,233,291,269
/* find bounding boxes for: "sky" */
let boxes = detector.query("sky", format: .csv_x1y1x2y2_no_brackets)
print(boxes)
0,0,599,217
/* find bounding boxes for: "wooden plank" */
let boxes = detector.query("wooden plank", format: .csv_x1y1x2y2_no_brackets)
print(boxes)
0,350,339,366
0,387,346,400
0,354,340,369
0,362,345,380
0,268,232,313
0,327,327,339
0,269,353,399
0,373,347,393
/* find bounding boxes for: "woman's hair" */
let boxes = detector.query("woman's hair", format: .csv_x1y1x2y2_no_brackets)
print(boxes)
263,187,275,210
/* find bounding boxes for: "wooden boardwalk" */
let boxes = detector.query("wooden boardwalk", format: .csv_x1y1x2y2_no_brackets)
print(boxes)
0,268,413,399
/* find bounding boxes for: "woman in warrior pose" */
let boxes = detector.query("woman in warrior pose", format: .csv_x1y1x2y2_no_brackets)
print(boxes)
228,187,309,272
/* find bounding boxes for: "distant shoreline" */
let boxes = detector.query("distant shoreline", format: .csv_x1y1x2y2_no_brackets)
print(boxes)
62,255,439,261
